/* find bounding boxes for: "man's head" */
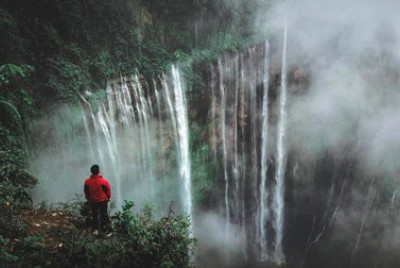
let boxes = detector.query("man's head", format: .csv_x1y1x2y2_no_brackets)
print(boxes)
90,164,100,175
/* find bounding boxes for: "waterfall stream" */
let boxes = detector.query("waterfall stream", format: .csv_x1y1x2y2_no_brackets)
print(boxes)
273,12,288,264
170,66,192,220
259,40,270,261
210,42,274,262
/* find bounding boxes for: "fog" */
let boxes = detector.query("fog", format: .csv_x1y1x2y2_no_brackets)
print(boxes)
256,0,400,266
259,0,400,178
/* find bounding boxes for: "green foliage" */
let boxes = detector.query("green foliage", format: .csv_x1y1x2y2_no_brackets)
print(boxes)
91,50,116,80
0,100,24,140
0,196,195,268
110,200,195,268
0,64,34,86
0,100,37,186
0,0,264,119
0,180,31,239
0,235,19,265
0,149,37,186
46,58,91,102
0,63,36,154
0,65,35,120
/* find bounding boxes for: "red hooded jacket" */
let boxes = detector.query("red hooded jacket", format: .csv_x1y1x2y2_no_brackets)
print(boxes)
84,174,111,203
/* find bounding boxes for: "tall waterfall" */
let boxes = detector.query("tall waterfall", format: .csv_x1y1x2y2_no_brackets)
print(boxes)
31,66,192,217
82,75,159,209
210,43,272,261
170,66,192,219
273,13,289,264
259,40,271,261
218,58,230,238
208,35,291,263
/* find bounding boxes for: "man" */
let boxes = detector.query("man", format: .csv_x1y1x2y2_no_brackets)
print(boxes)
84,164,111,233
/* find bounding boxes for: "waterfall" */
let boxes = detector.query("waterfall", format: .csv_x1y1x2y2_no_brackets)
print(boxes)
233,55,240,198
210,64,218,160
30,66,192,218
239,53,248,260
248,48,260,253
259,40,271,261
209,43,272,262
273,12,289,264
81,100,95,161
96,103,122,208
82,68,191,212
218,58,231,237
171,66,192,218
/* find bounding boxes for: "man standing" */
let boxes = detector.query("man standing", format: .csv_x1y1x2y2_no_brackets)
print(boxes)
84,164,111,233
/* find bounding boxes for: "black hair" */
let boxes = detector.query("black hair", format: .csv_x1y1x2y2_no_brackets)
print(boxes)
90,164,100,175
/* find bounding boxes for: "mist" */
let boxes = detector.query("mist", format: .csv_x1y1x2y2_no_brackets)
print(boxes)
257,0,400,266
258,0,400,178
28,74,188,214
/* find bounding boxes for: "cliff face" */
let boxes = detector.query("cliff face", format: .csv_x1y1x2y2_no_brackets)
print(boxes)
27,39,400,268
190,34,400,266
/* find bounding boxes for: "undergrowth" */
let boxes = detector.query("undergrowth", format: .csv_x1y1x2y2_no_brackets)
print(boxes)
0,182,195,268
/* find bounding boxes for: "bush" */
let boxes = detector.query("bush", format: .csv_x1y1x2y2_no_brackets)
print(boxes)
0,197,195,268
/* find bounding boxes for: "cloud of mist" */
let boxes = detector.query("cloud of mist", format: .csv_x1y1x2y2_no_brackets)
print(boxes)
259,0,400,178
28,104,89,205
28,103,183,213
253,0,400,263
194,212,246,268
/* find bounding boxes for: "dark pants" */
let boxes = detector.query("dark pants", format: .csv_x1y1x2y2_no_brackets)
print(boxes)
91,201,108,231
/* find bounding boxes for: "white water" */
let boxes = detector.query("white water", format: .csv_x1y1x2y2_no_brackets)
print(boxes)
259,40,271,261
82,68,190,212
171,66,192,218
273,12,289,264
30,66,192,217
249,48,259,228
210,44,274,262
233,55,240,198
81,101,95,161
219,58,231,238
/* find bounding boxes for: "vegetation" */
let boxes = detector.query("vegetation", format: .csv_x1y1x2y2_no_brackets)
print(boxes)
0,0,268,107
0,186,195,268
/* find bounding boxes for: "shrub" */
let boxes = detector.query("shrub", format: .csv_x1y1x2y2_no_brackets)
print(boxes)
0,197,195,267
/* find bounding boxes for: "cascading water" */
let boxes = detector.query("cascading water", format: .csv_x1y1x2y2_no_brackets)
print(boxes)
170,66,192,220
273,12,288,264
30,66,192,217
259,40,271,261
218,58,230,239
210,43,273,262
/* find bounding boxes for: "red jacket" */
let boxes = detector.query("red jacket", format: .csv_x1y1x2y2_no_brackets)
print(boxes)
84,174,111,203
